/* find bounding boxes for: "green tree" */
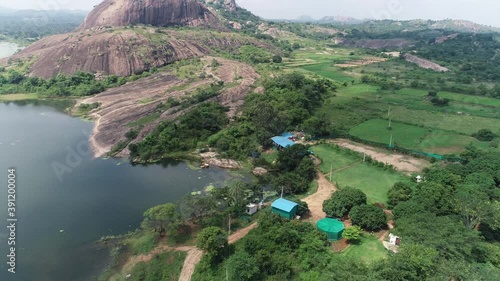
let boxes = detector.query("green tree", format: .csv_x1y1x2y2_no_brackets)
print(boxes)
379,244,439,281
143,203,177,236
454,185,495,229
226,252,260,281
472,129,497,141
349,205,387,230
272,55,283,63
196,226,228,263
322,187,367,218
387,182,413,209
342,226,362,242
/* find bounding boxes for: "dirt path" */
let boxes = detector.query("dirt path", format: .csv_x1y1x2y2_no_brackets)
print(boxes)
331,139,430,175
228,222,258,244
178,247,203,281
118,223,259,281
302,171,338,222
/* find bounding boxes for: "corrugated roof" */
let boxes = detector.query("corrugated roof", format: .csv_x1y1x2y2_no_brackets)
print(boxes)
271,136,296,148
272,198,298,212
281,132,294,138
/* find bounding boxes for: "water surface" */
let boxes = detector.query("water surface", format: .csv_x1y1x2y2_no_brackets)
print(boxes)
0,42,20,59
0,101,233,281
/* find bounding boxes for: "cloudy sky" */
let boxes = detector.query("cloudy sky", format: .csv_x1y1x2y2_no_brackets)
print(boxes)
2,0,500,27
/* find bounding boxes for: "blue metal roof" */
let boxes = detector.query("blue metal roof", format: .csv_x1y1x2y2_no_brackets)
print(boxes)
272,198,298,212
271,136,296,148
281,132,294,138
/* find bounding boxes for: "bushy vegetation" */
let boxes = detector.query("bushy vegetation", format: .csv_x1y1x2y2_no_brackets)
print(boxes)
130,102,229,161
322,187,367,218
0,70,126,96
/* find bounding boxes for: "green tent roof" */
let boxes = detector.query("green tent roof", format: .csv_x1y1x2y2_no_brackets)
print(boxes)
317,218,345,233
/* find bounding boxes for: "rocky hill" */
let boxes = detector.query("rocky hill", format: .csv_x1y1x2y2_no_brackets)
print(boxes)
79,0,222,30
0,0,269,78
0,27,268,78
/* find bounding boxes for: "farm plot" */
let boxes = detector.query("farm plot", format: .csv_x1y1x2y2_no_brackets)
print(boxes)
349,118,481,154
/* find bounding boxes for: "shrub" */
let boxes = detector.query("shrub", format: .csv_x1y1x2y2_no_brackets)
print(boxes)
322,187,367,218
350,204,387,230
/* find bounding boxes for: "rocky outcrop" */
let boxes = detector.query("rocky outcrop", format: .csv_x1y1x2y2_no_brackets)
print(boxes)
224,0,237,12
78,0,222,30
0,27,269,78
403,54,449,72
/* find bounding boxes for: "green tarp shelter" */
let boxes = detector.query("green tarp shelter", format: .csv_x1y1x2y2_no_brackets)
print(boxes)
317,218,345,241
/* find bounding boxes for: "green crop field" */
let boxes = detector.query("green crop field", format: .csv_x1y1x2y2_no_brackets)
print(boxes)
349,118,482,154
311,144,361,174
389,106,500,135
341,233,388,264
396,88,500,108
329,162,405,204
300,62,355,82
350,119,427,148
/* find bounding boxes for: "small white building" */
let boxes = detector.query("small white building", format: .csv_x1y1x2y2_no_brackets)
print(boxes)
416,175,423,183
246,203,258,215
389,234,401,246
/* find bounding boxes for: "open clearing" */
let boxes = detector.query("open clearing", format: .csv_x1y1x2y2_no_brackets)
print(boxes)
0,93,38,101
312,143,408,204
349,119,481,154
341,233,388,264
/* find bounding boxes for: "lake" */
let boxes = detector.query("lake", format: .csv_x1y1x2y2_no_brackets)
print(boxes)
0,101,235,281
0,42,20,59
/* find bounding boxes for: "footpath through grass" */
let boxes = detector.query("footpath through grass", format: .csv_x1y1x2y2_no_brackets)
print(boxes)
124,251,186,281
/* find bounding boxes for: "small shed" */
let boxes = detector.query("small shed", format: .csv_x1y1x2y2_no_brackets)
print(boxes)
271,198,299,219
317,218,345,241
246,203,258,215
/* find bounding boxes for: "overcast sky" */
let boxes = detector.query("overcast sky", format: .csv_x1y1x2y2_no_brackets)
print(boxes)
2,0,500,27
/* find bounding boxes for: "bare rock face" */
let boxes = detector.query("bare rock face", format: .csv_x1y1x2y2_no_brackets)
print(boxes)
79,0,222,30
0,27,269,78
224,0,237,12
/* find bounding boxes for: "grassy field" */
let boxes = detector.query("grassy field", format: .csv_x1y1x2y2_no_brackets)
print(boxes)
389,106,500,135
330,162,404,204
340,233,388,264
396,88,500,108
127,113,161,127
349,118,484,154
311,144,361,174
300,62,356,82
312,143,405,204
0,93,38,101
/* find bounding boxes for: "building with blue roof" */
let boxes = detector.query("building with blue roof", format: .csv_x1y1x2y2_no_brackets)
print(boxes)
271,136,296,149
272,198,299,219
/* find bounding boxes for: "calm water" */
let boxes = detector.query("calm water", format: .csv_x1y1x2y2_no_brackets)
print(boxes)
0,42,20,59
0,101,234,281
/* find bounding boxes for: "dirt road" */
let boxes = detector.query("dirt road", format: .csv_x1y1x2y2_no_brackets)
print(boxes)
302,171,337,222
332,139,430,174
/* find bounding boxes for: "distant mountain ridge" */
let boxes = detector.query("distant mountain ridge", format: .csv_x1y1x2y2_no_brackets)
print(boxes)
289,15,499,33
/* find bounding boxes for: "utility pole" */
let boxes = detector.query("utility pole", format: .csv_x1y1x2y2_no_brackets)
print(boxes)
389,134,393,147
329,164,333,182
388,106,392,128
281,186,284,198
363,153,366,162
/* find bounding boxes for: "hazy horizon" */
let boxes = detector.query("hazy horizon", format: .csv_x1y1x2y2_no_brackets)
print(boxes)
1,0,499,27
